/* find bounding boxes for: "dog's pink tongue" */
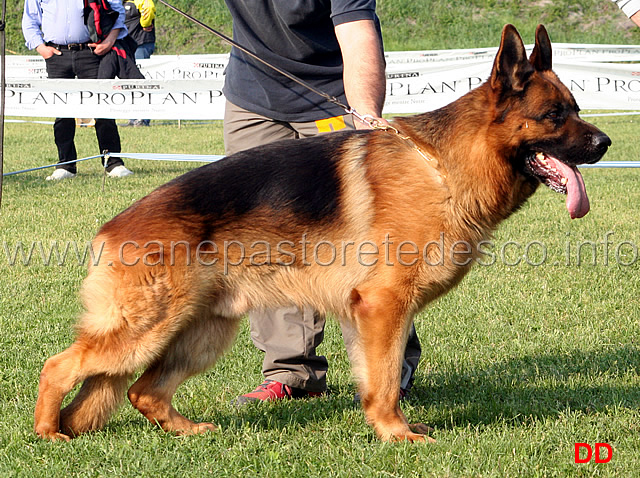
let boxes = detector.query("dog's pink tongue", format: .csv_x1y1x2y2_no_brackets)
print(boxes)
549,158,590,219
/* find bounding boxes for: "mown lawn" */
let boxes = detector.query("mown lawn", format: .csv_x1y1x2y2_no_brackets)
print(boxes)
0,111,638,477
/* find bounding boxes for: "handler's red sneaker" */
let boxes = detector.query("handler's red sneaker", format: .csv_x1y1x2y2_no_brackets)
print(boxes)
233,379,324,406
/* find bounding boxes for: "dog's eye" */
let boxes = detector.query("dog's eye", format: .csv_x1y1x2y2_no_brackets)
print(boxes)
546,111,560,120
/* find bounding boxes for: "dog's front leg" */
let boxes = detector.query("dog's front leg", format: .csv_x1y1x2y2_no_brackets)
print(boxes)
350,287,435,443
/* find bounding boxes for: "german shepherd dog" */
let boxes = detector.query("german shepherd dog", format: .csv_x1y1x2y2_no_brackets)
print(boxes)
34,25,610,442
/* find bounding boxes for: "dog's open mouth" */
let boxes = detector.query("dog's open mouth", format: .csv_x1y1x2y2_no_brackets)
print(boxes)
525,152,590,219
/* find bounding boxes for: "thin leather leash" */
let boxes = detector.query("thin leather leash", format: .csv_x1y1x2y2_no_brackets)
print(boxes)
158,0,445,177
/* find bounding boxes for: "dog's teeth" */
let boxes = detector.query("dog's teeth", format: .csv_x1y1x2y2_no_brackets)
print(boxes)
536,153,545,161
561,177,568,185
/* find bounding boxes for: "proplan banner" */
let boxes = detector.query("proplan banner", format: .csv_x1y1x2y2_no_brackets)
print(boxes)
4,54,227,120
5,79,225,120
4,44,640,119
383,44,640,112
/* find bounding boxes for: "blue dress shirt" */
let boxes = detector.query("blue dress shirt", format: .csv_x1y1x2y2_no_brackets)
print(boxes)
22,0,127,50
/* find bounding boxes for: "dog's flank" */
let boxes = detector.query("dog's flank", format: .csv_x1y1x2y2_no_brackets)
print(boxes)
34,25,610,443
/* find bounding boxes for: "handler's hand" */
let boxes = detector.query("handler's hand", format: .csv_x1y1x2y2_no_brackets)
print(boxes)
89,38,115,56
89,28,120,56
354,115,390,130
35,43,61,60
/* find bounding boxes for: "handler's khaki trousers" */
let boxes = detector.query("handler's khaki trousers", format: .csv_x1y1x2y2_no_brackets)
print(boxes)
224,100,422,392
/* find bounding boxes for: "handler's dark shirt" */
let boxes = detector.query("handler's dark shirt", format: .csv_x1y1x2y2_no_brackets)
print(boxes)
223,0,381,122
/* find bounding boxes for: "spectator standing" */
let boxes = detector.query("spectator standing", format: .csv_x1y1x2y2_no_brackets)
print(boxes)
223,0,422,406
122,0,156,127
22,0,134,180
124,0,156,59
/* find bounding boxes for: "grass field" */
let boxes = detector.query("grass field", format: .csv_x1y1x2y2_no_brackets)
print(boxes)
2,1,640,476
0,114,639,477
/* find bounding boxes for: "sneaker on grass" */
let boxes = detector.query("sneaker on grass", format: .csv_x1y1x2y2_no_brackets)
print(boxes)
107,165,134,178
232,379,325,407
46,169,76,181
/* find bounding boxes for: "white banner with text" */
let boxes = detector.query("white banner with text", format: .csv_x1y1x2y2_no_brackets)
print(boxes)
4,43,640,119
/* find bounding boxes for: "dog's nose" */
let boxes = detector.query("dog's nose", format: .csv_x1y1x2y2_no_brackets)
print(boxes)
592,131,612,154
582,131,611,164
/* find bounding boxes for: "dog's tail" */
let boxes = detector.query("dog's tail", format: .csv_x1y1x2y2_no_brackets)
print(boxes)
59,373,131,437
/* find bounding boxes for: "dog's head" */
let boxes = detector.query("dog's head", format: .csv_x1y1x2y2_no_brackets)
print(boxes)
490,24,611,219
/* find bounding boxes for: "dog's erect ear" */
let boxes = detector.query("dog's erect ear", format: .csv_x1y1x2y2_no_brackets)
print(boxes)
490,24,534,93
529,24,552,71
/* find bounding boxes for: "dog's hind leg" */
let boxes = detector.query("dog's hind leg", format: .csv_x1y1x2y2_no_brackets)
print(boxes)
59,373,131,437
35,343,88,441
34,338,139,441
34,327,171,441
127,314,240,436
350,287,435,443
35,304,182,439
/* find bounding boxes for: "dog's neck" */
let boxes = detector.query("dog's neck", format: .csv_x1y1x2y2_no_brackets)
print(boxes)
393,87,538,233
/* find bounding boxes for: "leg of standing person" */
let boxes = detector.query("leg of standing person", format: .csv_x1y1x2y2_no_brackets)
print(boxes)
290,116,423,397
134,42,154,60
224,101,330,402
44,50,78,179
75,49,132,176
247,109,361,396
133,42,154,126
225,101,422,402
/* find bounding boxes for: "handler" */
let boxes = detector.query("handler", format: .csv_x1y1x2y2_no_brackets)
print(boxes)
223,0,422,405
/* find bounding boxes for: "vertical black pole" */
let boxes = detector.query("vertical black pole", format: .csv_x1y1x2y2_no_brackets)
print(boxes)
0,0,6,209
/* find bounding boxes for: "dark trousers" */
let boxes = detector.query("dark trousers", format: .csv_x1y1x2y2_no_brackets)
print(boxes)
45,49,123,173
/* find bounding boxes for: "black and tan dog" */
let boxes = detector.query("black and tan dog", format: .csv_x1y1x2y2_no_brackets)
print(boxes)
34,25,610,442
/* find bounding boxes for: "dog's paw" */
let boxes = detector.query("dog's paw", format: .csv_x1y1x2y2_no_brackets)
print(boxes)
378,423,436,443
392,423,436,443
410,422,435,437
175,421,218,436
399,431,436,443
36,430,72,442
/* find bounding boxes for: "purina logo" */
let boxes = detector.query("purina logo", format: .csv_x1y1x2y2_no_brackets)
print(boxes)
113,84,161,90
387,72,419,79
574,443,613,464
193,62,225,69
